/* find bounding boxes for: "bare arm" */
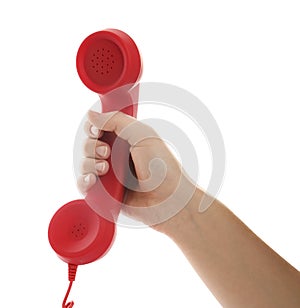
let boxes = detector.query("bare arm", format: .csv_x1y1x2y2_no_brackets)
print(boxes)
162,188,300,307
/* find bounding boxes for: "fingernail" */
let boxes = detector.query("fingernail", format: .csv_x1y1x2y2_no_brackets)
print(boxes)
90,125,99,137
95,162,106,173
83,174,94,185
96,146,108,157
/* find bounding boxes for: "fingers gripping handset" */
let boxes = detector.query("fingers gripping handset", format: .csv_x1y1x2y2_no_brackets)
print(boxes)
48,29,142,307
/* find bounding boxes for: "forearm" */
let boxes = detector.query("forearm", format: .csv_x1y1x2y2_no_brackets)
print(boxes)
162,188,300,307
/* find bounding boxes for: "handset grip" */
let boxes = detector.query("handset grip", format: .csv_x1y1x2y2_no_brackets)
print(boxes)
85,85,139,222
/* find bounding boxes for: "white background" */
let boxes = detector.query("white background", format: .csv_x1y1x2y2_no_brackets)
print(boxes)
0,0,299,307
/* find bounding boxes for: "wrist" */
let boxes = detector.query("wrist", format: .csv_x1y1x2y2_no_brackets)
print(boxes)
152,187,205,237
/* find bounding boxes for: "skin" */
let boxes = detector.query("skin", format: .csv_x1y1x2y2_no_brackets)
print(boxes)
78,110,300,308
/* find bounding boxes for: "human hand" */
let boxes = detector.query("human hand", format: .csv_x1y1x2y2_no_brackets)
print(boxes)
77,110,198,231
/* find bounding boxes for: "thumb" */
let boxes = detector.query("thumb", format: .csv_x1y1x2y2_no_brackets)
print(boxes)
88,110,135,134
88,110,158,146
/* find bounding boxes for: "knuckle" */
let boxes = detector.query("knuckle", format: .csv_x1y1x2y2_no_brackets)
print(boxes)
80,158,96,174
83,138,96,156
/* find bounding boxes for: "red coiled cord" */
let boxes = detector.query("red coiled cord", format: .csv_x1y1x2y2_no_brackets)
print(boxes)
62,264,78,308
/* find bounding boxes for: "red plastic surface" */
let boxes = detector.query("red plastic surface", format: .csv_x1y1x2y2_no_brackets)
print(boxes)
48,200,115,265
85,85,140,221
76,29,142,94
48,29,142,266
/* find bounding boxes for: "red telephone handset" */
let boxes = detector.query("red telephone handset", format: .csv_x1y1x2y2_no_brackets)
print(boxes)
48,29,142,307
